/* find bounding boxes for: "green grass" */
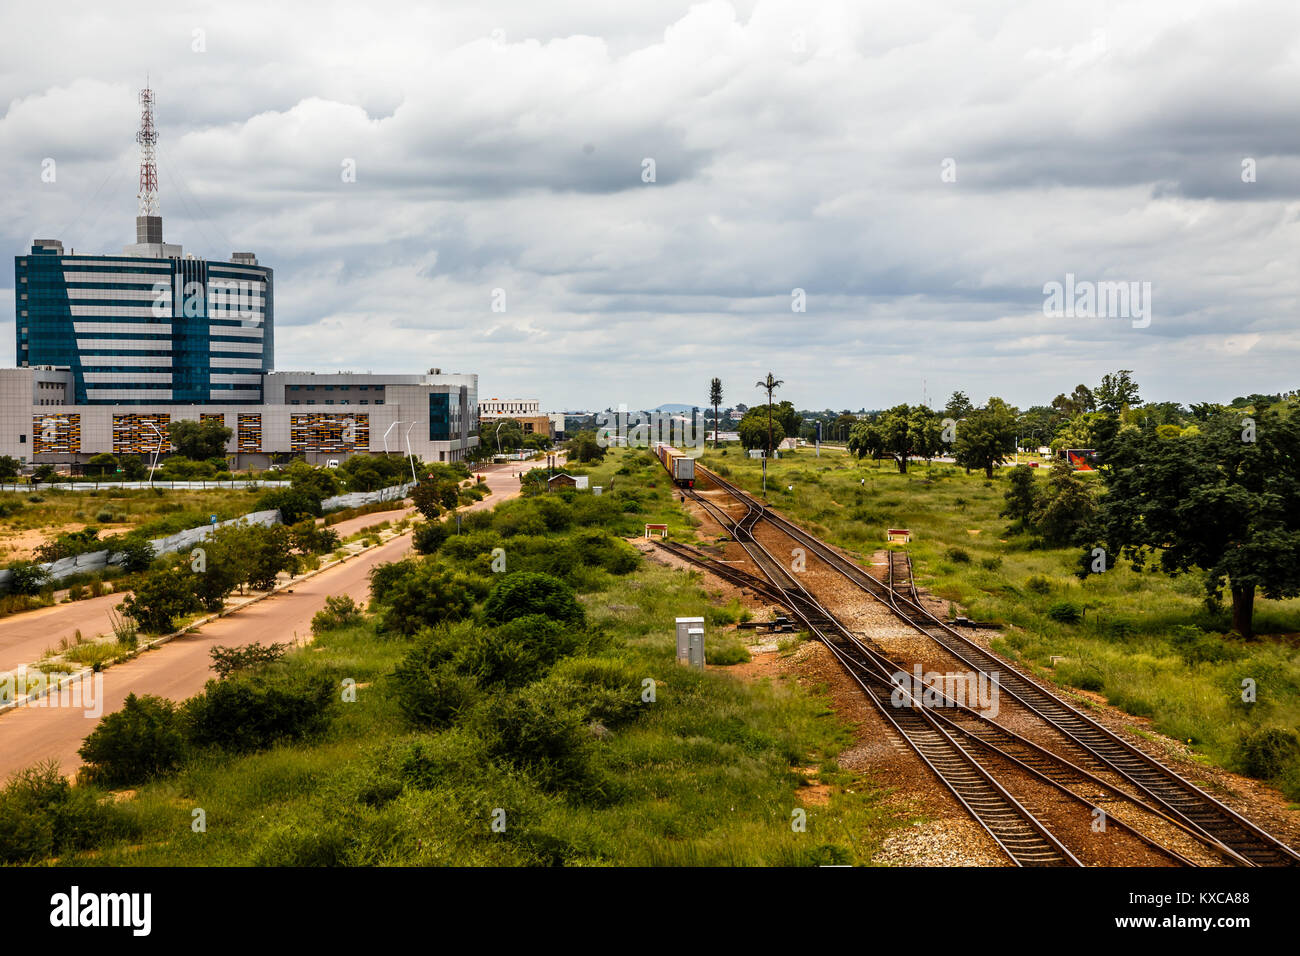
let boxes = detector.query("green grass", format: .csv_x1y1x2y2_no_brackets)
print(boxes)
29,473,907,866
695,445,1300,795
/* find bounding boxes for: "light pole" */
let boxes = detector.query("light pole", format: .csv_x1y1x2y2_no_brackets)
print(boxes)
403,422,418,483
494,420,506,457
382,420,406,456
145,422,165,485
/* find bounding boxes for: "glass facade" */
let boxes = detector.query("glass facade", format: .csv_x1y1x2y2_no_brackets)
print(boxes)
15,245,273,405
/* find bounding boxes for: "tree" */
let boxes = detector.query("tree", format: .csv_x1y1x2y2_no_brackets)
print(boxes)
565,431,607,463
255,487,322,524
119,567,201,634
412,477,460,520
1095,370,1141,415
239,524,297,591
120,456,147,480
945,391,973,419
738,414,784,454
709,377,724,447
1001,465,1040,530
844,405,938,473
7,561,50,596
1031,461,1098,546
166,419,232,461
755,372,784,457
84,453,119,478
954,398,1018,479
0,456,21,480
1094,410,1300,638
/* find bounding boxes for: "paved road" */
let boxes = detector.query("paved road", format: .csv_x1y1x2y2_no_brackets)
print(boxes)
0,503,418,675
0,457,547,781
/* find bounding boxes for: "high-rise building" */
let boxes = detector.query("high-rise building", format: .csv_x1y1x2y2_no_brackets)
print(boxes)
14,86,272,404
15,239,273,404
2,86,478,469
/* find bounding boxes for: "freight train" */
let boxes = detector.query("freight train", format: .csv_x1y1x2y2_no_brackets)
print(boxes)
654,443,696,487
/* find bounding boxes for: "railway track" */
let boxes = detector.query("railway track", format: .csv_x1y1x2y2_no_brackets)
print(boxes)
688,463,1300,867
657,537,1212,866
666,491,1178,866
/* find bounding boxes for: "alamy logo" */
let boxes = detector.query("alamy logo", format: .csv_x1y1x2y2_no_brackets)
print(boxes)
1,670,103,718
1042,272,1151,328
49,886,151,936
595,405,706,450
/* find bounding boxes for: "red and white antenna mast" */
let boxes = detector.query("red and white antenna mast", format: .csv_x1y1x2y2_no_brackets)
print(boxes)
136,85,159,218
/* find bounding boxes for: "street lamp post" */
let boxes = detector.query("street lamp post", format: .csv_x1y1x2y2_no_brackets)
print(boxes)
145,422,165,485
403,422,418,483
382,420,406,456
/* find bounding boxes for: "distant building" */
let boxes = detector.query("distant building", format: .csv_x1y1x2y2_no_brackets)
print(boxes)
479,397,551,438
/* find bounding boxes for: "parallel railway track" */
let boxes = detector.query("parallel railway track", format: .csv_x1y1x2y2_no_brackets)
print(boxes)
667,489,1193,866
676,462,1300,867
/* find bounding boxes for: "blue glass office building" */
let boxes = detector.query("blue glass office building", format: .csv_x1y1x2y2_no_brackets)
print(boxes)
15,238,273,405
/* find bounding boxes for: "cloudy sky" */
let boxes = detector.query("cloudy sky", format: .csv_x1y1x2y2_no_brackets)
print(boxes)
2,0,1297,412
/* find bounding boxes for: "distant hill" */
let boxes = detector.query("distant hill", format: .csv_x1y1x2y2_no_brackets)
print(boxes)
652,403,698,413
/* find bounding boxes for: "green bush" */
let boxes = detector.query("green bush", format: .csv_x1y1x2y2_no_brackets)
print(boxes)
705,641,753,665
483,571,585,626
255,487,322,524
945,547,971,564
0,762,134,863
1026,575,1052,595
78,694,187,787
118,567,200,634
209,641,288,679
184,672,335,753
374,561,482,636
1045,601,1082,624
412,520,450,555
460,615,584,688
980,557,1003,571
311,594,365,634
389,629,481,727
1236,727,1300,779
478,682,597,792
7,560,50,596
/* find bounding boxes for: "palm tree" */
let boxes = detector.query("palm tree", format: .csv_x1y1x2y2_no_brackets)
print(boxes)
755,372,784,456
709,378,723,447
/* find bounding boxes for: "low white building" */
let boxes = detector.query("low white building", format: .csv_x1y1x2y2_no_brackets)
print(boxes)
0,367,479,469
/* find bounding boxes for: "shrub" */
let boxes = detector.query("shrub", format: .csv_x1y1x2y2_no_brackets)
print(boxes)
1026,575,1052,595
252,820,350,867
1170,626,1241,665
106,534,157,573
255,487,321,524
0,762,134,863
945,547,971,564
209,642,289,679
369,559,420,604
478,682,597,792
1045,601,1082,624
185,672,334,752
7,561,50,596
78,694,187,787
980,557,1003,571
1237,727,1300,779
412,520,450,555
390,630,481,727
289,519,340,556
118,567,200,634
705,641,753,665
548,657,644,727
374,562,482,636
460,615,584,688
483,571,585,626
95,510,114,523
311,595,365,634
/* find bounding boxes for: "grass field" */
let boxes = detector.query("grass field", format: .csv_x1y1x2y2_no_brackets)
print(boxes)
692,444,1300,801
8,472,907,866
0,486,266,562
